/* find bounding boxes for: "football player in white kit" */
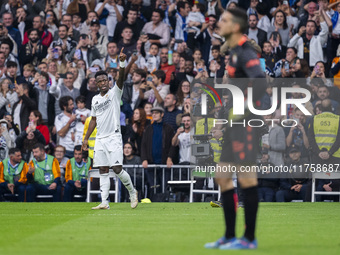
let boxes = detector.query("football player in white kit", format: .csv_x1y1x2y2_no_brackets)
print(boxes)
82,48,138,209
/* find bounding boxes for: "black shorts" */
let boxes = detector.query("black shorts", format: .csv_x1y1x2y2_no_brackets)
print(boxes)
220,116,262,164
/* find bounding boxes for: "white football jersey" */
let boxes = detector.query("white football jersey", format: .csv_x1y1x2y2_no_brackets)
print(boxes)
91,85,123,138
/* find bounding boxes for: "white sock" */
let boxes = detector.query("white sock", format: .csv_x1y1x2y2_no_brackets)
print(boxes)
117,169,135,194
100,173,110,205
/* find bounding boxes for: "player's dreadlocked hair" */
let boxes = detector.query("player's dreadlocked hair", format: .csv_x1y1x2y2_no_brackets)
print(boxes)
95,70,108,79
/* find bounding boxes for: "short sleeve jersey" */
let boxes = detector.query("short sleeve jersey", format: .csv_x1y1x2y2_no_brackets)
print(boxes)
227,36,265,79
91,85,123,138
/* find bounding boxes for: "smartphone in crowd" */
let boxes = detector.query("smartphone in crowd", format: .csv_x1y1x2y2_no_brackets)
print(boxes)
89,67,99,73
52,48,59,59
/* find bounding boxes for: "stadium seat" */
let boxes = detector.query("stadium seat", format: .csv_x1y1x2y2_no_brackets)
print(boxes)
3,193,19,202
189,168,221,203
86,169,119,202
311,172,340,202
35,195,54,202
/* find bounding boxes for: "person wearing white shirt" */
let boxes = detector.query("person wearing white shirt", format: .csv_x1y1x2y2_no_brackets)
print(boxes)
55,96,77,158
139,70,169,108
288,9,329,68
95,0,124,41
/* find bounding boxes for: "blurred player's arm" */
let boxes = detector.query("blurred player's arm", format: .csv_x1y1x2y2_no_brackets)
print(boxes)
240,47,267,104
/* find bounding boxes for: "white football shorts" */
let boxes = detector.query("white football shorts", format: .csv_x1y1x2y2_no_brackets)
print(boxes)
93,134,123,167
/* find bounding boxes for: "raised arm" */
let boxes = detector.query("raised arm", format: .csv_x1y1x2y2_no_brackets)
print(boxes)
117,48,126,90
328,0,340,9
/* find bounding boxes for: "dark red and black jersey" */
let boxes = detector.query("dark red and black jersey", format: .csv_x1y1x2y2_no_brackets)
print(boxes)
227,36,265,79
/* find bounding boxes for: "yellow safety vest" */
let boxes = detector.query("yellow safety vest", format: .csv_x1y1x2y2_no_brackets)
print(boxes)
313,112,340,158
82,117,97,159
195,118,223,163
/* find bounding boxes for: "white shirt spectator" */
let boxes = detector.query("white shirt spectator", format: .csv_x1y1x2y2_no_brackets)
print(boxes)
178,131,191,163
144,84,169,107
55,112,76,151
74,108,91,146
257,15,271,33
288,21,329,67
95,3,124,37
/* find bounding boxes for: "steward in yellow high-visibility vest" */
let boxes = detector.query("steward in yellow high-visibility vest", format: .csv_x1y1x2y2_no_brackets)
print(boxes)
308,102,340,164
82,117,97,159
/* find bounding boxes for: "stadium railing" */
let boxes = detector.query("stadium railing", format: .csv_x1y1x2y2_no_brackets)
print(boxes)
311,171,340,202
86,169,119,202
86,165,220,202
189,167,221,203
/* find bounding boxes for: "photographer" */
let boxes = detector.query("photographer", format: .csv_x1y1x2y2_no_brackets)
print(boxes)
139,70,169,108
0,77,19,115
307,61,332,87
273,47,298,78
49,72,80,115
0,119,15,161
63,145,91,202
12,83,37,132
15,123,46,162
72,34,101,69
49,25,78,62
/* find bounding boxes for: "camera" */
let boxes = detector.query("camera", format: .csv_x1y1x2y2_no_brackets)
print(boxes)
192,134,215,166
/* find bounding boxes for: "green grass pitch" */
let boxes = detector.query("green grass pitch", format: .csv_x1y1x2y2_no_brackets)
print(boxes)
1,202,339,255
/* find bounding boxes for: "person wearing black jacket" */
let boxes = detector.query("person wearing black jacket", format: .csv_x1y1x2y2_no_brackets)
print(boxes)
79,73,99,110
113,8,145,43
257,151,279,202
19,28,47,69
141,106,175,195
12,83,37,132
15,128,46,163
276,146,311,202
169,58,195,94
32,71,55,127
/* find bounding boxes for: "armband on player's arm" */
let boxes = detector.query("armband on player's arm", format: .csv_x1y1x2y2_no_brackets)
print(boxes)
120,60,127,68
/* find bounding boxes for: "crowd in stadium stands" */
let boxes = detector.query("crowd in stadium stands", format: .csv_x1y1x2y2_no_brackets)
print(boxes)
0,0,340,203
